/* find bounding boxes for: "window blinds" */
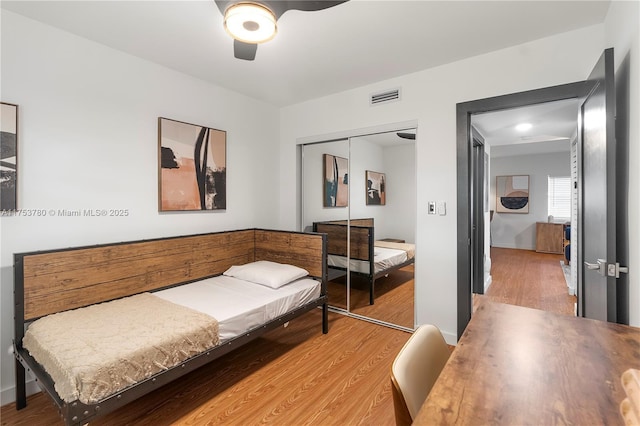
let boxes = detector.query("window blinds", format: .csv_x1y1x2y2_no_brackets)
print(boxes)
548,176,572,219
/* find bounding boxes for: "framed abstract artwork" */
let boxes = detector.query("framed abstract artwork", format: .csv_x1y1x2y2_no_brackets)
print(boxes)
158,117,226,212
323,154,348,207
496,175,529,213
366,170,386,206
1,102,18,211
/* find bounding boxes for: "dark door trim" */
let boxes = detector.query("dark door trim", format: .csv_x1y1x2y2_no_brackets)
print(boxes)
456,81,596,339
471,127,485,295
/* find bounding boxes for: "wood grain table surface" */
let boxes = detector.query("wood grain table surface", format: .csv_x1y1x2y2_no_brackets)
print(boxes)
415,300,640,425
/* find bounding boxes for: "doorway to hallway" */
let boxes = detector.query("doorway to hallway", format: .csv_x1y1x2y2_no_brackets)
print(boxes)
457,48,625,338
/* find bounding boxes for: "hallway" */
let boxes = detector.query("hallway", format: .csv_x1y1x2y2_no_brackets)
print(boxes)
480,247,577,316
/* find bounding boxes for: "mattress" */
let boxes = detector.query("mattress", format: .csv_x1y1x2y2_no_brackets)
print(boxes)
22,293,219,404
154,275,321,341
22,275,321,404
327,246,409,274
374,240,415,260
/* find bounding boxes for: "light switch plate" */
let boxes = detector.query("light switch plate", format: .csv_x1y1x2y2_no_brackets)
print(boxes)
437,201,446,216
428,202,436,215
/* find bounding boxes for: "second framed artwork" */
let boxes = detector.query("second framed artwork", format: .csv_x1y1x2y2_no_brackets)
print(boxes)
496,175,529,213
158,117,226,212
366,170,386,205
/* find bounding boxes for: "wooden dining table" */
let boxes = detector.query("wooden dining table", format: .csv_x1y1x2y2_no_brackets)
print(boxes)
414,300,640,425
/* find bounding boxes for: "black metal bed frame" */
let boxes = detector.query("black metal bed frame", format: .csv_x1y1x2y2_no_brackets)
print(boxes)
13,229,328,426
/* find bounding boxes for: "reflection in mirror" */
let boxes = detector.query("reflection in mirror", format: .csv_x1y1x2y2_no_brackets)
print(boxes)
302,140,349,310
347,132,416,328
301,129,416,330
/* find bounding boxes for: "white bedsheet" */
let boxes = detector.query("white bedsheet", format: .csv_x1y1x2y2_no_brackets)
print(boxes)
154,276,321,341
327,246,408,274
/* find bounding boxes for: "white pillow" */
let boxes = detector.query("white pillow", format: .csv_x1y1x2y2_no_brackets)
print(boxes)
223,260,309,289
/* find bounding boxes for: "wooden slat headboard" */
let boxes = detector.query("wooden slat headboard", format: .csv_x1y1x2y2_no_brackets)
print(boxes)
313,218,373,262
15,229,326,321
255,229,325,278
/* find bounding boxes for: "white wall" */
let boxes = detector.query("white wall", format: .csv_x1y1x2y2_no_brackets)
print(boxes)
348,137,385,224
279,24,607,344
490,152,571,250
350,138,416,243
0,11,280,404
378,143,416,243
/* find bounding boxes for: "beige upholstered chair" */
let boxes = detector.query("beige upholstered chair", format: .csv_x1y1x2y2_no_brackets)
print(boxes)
390,324,451,426
621,369,640,425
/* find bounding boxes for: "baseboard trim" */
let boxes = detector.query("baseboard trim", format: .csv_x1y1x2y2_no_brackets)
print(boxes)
491,243,536,250
484,275,492,292
1,379,40,407
441,329,458,346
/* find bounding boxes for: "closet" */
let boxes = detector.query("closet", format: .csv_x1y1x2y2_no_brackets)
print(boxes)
300,128,416,329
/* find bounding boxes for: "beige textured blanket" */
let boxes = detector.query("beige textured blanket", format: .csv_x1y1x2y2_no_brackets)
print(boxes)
23,293,219,404
375,240,416,260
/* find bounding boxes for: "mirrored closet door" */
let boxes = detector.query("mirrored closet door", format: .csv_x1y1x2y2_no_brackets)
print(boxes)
301,129,416,329
302,140,349,310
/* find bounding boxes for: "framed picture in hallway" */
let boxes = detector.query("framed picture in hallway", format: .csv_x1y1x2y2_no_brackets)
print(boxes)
496,175,529,213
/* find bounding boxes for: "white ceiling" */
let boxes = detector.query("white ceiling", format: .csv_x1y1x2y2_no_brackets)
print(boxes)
472,98,581,158
2,0,611,108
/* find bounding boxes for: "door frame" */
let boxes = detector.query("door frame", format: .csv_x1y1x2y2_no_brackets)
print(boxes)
456,81,596,339
471,127,485,295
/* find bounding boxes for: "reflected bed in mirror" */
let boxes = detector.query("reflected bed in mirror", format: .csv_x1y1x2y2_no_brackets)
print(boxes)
313,218,415,304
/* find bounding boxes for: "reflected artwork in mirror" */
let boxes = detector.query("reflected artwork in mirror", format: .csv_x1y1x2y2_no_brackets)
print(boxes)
366,170,386,205
323,154,348,207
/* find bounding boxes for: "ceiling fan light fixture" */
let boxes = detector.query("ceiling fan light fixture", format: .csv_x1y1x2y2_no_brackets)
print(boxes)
224,2,277,44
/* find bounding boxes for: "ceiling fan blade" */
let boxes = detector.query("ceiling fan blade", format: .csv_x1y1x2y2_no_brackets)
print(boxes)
215,0,349,19
267,1,349,18
213,0,233,16
234,40,258,61
397,132,416,140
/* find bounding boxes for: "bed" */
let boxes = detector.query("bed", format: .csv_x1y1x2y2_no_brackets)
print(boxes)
312,218,415,304
13,228,327,425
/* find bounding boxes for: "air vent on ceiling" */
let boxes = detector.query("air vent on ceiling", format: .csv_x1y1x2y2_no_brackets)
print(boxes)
370,88,401,106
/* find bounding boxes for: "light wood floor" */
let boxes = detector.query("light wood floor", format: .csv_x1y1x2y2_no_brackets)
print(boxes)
1,310,411,426
1,250,571,425
327,265,414,328
479,247,577,316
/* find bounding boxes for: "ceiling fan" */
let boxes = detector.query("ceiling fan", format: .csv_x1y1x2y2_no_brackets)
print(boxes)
397,132,416,140
215,0,349,61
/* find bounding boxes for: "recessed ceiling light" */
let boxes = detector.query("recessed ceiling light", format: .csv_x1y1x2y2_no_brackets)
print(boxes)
516,123,532,132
